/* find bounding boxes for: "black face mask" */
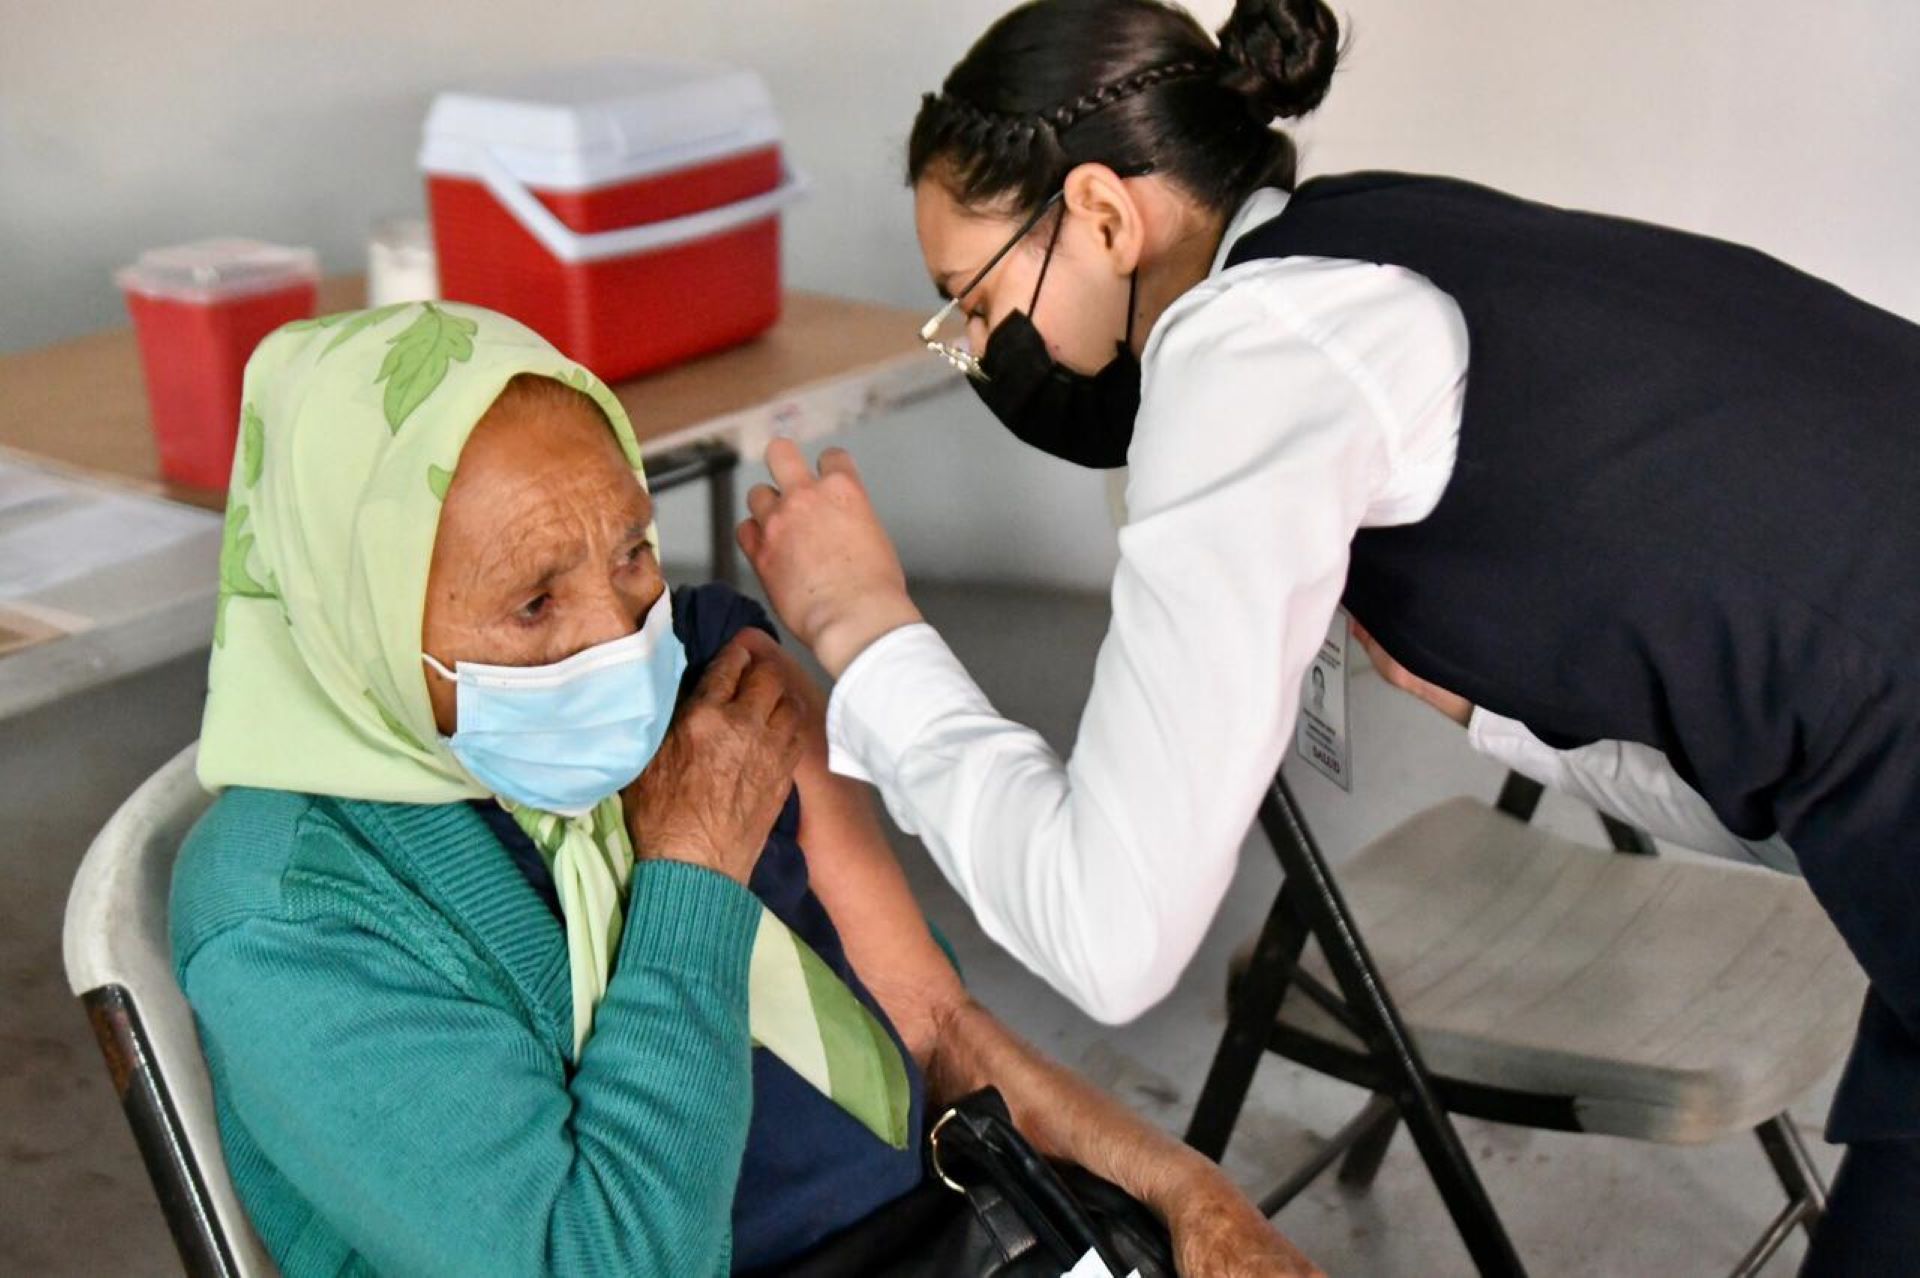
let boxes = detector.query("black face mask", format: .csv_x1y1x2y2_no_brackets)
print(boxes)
970,204,1142,470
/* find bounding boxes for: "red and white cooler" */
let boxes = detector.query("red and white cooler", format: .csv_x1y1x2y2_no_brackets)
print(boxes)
420,61,808,382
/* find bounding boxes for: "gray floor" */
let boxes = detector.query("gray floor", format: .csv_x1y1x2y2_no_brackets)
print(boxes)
2,578,1842,1275
3,646,210,1274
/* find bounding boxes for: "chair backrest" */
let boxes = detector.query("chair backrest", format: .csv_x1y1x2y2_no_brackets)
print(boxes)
62,743,278,1278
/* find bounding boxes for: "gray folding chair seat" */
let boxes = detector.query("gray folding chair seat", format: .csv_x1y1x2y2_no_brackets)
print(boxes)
1188,773,1865,1276
1259,797,1866,1146
62,743,278,1277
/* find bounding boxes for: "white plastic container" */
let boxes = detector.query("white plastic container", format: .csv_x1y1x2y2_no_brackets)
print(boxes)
367,216,439,307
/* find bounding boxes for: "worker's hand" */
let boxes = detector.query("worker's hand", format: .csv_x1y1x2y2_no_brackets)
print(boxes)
1352,621,1474,728
738,439,924,678
1161,1160,1323,1277
622,638,807,885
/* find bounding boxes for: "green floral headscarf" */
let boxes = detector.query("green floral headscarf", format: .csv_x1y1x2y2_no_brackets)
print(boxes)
198,303,909,1149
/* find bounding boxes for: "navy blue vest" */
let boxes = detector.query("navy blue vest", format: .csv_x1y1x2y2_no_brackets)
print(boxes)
477,582,927,1267
1229,173,1920,1141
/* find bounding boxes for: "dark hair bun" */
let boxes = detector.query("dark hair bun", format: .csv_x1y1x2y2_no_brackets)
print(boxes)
1215,0,1341,122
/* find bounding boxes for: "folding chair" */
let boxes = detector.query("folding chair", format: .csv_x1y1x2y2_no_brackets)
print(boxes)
62,743,277,1278
1186,770,1866,1276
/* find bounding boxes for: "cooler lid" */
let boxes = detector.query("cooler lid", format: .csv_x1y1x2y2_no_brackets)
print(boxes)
420,60,783,191
114,239,320,303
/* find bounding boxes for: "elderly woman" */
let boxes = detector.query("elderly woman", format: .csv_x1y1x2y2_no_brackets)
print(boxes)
170,303,1311,1277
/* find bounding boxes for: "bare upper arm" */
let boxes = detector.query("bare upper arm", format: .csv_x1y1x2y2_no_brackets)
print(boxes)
729,627,966,1064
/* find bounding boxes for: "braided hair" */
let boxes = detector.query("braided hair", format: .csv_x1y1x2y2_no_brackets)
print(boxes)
908,0,1342,215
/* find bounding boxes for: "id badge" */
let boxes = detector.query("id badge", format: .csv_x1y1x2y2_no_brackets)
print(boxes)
1295,606,1353,792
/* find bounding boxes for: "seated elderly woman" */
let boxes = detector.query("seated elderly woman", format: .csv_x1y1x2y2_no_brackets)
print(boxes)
171,303,1312,1277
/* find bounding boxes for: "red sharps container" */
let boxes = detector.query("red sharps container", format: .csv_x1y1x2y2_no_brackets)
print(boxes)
116,240,319,490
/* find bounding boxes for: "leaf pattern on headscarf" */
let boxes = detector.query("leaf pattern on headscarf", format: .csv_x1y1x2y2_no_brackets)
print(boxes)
214,501,278,648
279,312,339,333
240,404,266,488
320,303,410,358
427,464,455,502
375,304,479,433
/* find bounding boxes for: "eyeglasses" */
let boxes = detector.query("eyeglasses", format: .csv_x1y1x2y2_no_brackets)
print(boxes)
918,190,1067,382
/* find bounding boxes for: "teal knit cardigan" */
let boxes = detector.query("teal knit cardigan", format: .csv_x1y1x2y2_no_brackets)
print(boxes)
171,785,766,1277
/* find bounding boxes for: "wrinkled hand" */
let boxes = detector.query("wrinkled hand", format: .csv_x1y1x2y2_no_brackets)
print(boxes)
1353,621,1474,728
622,638,806,884
737,439,923,678
1162,1162,1322,1278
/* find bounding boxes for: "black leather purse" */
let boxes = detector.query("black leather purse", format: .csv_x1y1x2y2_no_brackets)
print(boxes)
770,1088,1177,1277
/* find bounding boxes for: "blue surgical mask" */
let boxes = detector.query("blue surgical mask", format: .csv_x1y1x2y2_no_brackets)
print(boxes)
422,591,687,816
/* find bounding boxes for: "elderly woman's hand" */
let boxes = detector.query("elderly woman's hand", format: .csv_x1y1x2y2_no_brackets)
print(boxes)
622,637,807,884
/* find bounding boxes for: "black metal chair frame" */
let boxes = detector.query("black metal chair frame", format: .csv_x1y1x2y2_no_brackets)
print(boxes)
639,439,743,585
78,980,241,1277
1183,770,1830,1277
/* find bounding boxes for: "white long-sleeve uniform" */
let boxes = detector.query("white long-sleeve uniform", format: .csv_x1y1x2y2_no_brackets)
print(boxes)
826,188,1778,1024
1467,710,1797,872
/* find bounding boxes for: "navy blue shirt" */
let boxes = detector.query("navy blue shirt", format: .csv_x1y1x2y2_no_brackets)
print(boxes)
1231,173,1920,1142
473,582,927,1270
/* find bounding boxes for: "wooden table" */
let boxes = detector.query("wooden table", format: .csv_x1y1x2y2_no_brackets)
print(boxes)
0,276,955,506
0,280,958,718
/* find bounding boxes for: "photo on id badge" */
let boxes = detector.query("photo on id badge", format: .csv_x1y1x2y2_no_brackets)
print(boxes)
1296,608,1352,792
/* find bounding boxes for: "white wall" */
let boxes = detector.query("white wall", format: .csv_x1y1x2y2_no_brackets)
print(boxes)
4,1,1917,587
1289,0,1920,322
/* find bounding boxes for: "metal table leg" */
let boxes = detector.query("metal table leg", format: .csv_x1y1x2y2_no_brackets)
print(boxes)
642,441,742,585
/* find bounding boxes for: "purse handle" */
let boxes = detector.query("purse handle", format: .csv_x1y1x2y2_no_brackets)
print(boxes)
930,1089,1132,1276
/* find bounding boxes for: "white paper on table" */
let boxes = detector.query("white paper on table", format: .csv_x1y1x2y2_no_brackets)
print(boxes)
1060,1248,1141,1278
0,460,218,599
